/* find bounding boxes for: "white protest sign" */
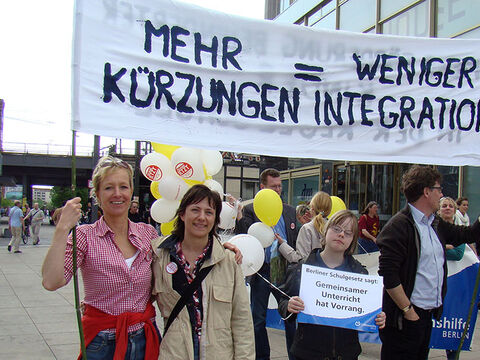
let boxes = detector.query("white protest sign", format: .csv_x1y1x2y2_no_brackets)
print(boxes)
298,264,382,332
73,0,480,165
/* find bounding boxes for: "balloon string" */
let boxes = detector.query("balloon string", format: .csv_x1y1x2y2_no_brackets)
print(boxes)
248,264,293,321
247,264,291,299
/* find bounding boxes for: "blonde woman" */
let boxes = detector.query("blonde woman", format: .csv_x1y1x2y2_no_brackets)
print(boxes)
278,191,332,263
42,156,161,359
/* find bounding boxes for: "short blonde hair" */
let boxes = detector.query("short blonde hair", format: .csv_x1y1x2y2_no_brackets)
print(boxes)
90,156,133,206
322,210,359,255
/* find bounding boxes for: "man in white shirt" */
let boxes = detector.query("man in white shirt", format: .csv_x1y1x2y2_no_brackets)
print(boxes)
25,202,45,245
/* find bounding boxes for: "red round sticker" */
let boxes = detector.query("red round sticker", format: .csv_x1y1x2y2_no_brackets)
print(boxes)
166,262,178,274
145,165,163,181
175,162,193,178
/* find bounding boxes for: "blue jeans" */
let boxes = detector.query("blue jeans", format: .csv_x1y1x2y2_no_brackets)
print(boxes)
86,327,147,360
357,237,379,254
250,263,296,360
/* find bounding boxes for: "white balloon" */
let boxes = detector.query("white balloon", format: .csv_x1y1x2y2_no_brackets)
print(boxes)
204,179,223,196
140,152,173,181
202,150,223,176
171,147,205,181
219,202,237,230
157,175,189,201
228,234,265,277
151,198,179,223
247,222,275,248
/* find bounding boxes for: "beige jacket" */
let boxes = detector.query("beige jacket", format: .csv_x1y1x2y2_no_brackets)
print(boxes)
151,236,254,360
278,220,324,263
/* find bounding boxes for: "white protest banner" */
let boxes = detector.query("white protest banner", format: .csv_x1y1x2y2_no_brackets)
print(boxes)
73,0,480,165
297,264,382,332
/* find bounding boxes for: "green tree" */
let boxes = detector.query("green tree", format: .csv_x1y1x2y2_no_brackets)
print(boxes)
1,198,14,208
50,186,89,209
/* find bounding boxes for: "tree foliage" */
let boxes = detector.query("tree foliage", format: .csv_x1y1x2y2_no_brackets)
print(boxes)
50,186,89,209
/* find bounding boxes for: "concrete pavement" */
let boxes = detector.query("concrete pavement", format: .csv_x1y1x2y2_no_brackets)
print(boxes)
1,224,480,359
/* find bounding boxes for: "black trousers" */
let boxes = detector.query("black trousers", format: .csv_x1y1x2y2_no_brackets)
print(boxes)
379,306,433,360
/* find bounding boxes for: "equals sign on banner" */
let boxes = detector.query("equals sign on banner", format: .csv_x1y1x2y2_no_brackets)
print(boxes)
294,63,324,82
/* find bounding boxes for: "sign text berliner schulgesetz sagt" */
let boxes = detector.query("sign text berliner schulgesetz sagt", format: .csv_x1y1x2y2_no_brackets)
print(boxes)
73,0,480,165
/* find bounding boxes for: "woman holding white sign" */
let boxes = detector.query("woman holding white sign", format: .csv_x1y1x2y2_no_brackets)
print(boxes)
278,210,386,360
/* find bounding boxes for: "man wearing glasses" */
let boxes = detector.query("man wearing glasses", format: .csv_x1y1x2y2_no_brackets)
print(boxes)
377,165,480,360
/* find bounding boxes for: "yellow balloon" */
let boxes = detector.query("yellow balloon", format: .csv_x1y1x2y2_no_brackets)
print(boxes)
253,189,283,227
328,196,347,218
184,179,203,186
161,218,176,236
151,143,180,159
150,181,162,199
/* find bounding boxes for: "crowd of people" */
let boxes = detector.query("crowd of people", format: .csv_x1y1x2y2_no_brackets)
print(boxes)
34,156,480,360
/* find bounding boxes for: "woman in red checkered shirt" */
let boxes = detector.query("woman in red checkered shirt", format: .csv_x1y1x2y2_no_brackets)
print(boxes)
42,156,160,360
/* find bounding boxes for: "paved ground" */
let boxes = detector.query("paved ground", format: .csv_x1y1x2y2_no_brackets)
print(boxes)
1,223,480,359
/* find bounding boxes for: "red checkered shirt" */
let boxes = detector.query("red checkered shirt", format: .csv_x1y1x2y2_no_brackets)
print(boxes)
64,217,158,332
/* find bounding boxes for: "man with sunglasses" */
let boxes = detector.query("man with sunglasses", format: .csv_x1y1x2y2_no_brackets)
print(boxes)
377,165,480,360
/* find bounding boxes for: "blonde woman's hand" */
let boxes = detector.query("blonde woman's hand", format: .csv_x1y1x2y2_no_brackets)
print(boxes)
223,242,243,264
57,197,82,231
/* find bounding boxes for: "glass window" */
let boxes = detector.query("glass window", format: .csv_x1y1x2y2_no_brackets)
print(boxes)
311,9,336,30
463,166,480,222
281,179,290,203
334,165,347,204
456,26,480,39
242,180,258,201
382,1,429,37
380,0,418,20
339,0,376,32
307,0,336,25
437,0,480,38
437,166,459,200
348,164,363,212
366,164,394,224
292,176,319,207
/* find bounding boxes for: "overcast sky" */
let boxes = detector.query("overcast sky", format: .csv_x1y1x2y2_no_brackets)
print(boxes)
0,0,265,154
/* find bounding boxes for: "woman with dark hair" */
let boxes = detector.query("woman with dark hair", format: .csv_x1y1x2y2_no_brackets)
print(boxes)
278,210,386,360
357,201,380,254
152,184,254,360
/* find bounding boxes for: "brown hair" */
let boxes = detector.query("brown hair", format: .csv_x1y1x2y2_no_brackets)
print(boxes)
260,168,280,185
323,210,359,256
456,197,468,207
361,201,378,216
401,165,442,203
309,191,332,235
90,156,134,206
172,185,222,241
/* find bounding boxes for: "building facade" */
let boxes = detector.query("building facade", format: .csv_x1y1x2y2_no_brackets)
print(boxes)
263,0,480,222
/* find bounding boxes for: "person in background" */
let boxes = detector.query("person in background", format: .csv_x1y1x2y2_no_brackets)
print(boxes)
128,200,143,223
278,191,332,263
8,200,25,253
278,210,386,360
438,196,468,359
25,202,45,245
296,204,312,226
235,168,298,360
454,196,477,255
357,201,380,254
152,185,254,360
42,156,161,359
455,197,470,226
